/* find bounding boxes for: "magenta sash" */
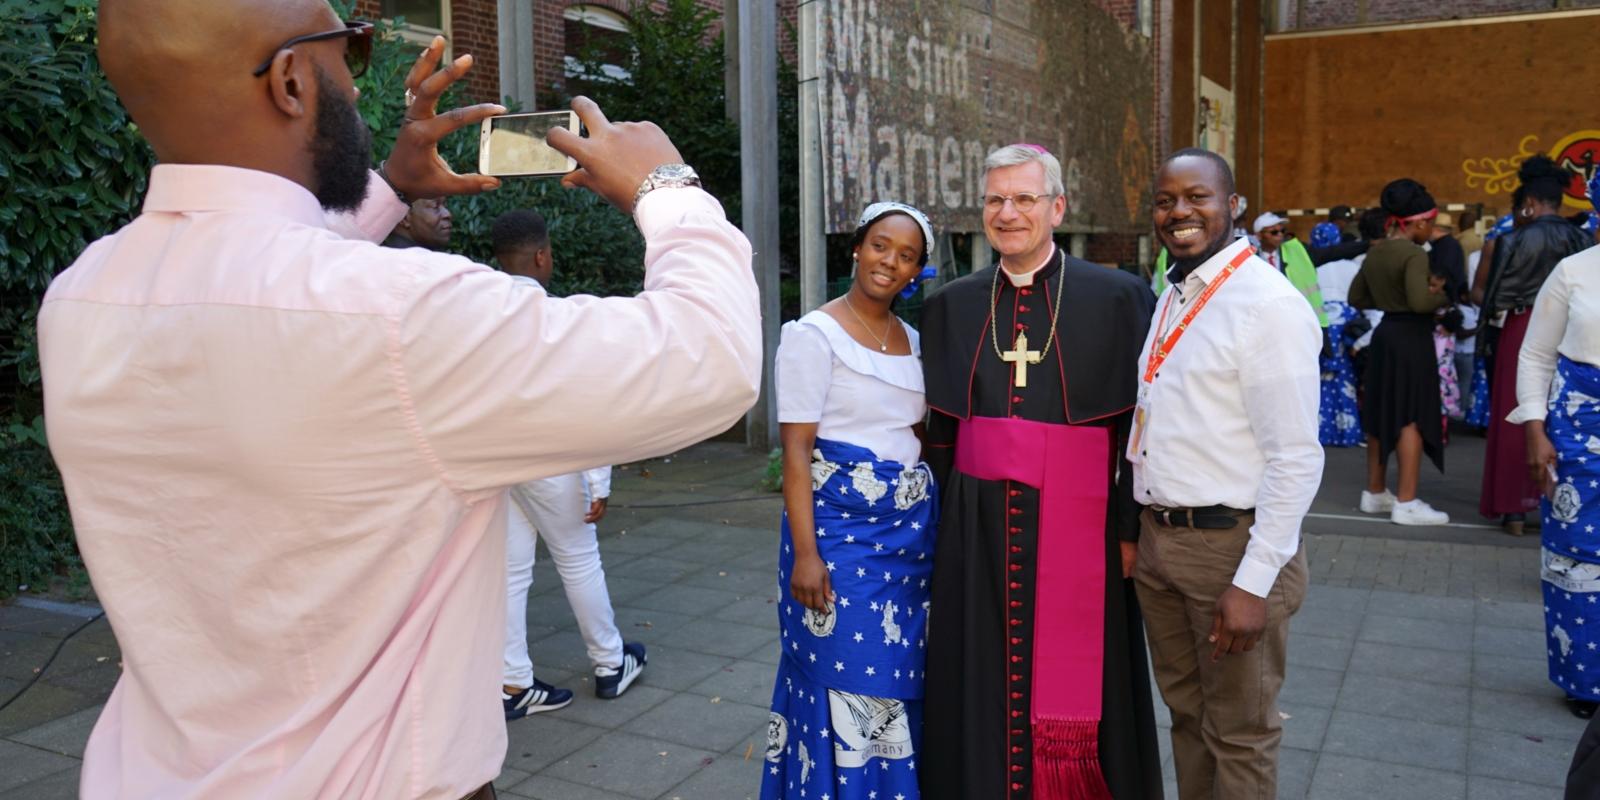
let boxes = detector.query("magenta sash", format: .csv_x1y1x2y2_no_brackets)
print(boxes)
955,415,1112,799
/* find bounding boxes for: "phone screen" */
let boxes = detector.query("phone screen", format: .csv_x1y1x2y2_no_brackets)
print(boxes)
480,111,576,176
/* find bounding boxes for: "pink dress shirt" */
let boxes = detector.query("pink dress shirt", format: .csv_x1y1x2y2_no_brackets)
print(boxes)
38,164,760,799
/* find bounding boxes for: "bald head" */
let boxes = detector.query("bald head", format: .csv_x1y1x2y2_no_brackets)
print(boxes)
98,0,367,205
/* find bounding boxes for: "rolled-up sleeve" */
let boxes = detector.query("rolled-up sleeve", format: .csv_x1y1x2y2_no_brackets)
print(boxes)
1234,298,1325,597
583,466,613,500
1511,260,1572,424
394,187,761,494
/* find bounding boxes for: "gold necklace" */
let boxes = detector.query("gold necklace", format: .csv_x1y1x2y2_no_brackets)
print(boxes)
843,294,893,352
989,251,1067,388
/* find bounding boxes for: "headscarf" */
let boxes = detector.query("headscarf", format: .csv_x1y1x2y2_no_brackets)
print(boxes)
1311,222,1342,249
856,201,939,299
1484,214,1515,241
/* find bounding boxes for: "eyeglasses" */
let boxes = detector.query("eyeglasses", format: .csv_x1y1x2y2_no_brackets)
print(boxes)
982,192,1055,213
252,21,375,79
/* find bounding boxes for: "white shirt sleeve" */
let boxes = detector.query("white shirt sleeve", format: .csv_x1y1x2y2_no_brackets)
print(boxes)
776,323,832,424
394,187,761,495
1511,260,1572,424
1234,299,1326,598
324,170,409,242
583,466,613,500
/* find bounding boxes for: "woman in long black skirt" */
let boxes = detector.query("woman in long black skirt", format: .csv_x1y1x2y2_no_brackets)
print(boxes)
1349,178,1451,525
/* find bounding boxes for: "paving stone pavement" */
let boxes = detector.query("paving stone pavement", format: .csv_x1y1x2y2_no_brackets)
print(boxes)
0,439,1590,799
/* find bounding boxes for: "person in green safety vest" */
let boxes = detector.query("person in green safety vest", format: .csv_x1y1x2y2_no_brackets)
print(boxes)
1253,213,1328,327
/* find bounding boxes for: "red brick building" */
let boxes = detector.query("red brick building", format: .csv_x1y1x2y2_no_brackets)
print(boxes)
350,0,796,106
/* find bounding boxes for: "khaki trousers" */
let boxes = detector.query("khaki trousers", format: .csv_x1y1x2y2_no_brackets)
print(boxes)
1133,509,1308,800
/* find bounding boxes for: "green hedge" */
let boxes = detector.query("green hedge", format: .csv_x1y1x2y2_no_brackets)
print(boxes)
0,0,776,596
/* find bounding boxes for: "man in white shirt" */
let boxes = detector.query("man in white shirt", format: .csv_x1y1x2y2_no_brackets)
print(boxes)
1131,148,1322,800
488,210,644,716
39,3,760,798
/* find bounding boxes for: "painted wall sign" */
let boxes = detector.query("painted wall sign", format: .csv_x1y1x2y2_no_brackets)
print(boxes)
816,0,1155,234
1463,131,1600,210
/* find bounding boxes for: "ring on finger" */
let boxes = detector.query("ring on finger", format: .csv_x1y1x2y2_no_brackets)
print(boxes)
404,88,416,106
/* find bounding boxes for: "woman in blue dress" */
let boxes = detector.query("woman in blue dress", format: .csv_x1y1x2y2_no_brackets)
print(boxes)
1314,222,1365,446
762,202,939,799
1517,176,1600,719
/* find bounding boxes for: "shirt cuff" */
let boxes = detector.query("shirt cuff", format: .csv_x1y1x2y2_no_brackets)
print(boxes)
1231,556,1282,599
634,186,722,239
1506,402,1548,425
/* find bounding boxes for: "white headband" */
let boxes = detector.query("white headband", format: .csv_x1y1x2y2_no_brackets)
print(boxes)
858,201,935,264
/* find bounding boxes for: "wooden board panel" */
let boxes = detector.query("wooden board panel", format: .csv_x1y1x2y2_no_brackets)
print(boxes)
1264,11,1600,216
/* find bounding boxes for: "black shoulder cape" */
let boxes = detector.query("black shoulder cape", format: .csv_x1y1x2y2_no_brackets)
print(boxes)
921,255,1155,423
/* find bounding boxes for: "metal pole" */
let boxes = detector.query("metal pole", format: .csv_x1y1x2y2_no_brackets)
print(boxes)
496,0,536,111
740,0,781,451
798,0,827,313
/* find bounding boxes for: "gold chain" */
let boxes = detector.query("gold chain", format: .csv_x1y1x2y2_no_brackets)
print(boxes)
843,294,893,351
989,250,1067,363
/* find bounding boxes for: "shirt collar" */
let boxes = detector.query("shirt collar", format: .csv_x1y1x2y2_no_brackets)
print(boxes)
141,164,330,228
1001,244,1058,287
1174,236,1253,291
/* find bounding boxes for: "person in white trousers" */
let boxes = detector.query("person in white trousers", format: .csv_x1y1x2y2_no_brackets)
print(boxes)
492,210,647,719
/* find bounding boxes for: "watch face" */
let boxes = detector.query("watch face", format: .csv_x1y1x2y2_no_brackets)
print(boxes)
655,164,697,181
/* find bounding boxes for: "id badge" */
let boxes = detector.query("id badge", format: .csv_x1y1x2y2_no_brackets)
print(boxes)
1127,385,1151,464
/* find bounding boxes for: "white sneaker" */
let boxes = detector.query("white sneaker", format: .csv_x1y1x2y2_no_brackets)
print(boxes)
1391,500,1449,526
1359,490,1396,514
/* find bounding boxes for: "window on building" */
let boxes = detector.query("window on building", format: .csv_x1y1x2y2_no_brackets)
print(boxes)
563,5,633,84
382,0,448,41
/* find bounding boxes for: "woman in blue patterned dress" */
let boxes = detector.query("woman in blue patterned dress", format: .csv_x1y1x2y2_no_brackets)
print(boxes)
1516,177,1600,719
763,202,940,799
1315,222,1365,446
1465,215,1516,429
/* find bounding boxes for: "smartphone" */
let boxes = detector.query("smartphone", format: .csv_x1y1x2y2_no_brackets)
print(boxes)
478,111,579,177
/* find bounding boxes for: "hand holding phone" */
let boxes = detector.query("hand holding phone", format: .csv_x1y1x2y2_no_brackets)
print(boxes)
546,96,685,214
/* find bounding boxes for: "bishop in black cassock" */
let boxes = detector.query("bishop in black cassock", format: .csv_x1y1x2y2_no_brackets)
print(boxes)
919,246,1162,800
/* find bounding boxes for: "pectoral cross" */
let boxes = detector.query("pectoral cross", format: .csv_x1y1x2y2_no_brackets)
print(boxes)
1001,331,1042,388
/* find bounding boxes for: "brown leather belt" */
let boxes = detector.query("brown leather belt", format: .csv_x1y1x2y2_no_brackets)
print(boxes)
1149,505,1251,530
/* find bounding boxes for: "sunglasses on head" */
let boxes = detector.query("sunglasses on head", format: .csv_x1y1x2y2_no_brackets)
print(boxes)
252,20,375,79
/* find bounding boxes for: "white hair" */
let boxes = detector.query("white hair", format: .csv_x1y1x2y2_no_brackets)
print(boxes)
983,145,1065,197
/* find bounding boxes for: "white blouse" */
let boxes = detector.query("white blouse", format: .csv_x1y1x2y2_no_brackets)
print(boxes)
1512,247,1600,424
775,310,925,466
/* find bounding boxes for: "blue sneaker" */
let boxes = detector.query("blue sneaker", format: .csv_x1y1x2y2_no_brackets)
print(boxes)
503,678,572,720
594,642,647,699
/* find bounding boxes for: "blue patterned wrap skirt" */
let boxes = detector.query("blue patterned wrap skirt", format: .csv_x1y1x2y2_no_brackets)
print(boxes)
761,438,939,799
1542,356,1600,701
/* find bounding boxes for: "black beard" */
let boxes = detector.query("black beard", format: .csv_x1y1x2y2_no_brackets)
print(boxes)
310,67,373,213
1169,231,1238,278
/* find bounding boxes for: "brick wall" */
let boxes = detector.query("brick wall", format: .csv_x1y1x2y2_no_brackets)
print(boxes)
1290,0,1600,30
1085,232,1143,266
1089,0,1139,28
352,0,496,102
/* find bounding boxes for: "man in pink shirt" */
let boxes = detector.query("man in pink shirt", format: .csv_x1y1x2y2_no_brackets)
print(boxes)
37,1,761,798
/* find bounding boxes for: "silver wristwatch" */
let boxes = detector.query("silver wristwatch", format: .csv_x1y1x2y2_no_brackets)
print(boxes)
633,163,701,208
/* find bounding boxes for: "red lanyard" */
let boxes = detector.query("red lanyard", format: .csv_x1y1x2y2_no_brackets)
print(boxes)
1143,246,1255,384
